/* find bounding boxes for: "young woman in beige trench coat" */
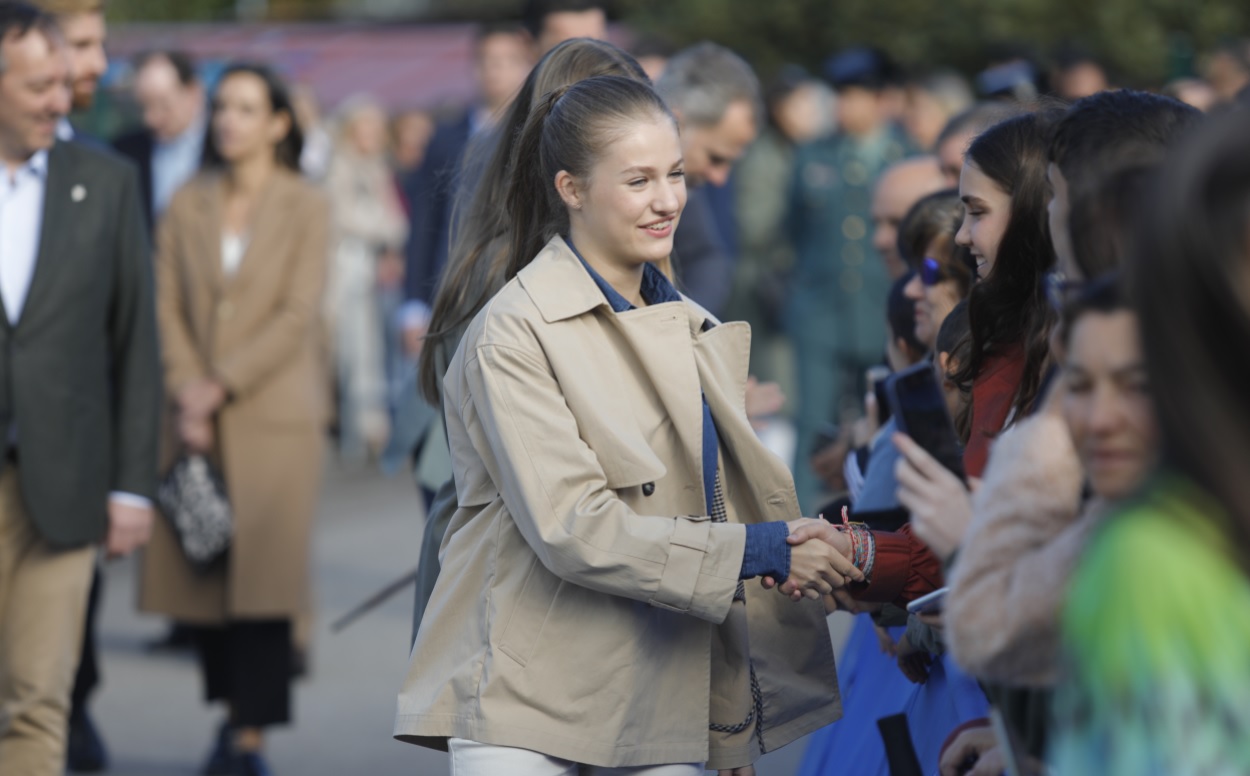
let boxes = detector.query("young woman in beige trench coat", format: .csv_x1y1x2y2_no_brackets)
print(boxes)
394,76,866,776
140,63,329,776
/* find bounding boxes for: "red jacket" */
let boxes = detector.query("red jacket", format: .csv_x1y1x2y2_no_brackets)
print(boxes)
857,343,1028,605
964,343,1028,479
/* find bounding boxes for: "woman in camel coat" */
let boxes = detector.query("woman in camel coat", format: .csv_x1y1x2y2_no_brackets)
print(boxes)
140,63,329,775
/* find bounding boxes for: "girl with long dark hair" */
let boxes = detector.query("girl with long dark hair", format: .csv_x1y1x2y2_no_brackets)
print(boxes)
950,110,1060,476
395,74,859,776
407,38,655,637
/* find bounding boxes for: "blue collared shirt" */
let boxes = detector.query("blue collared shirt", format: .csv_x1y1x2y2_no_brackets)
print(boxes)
570,240,790,581
152,115,206,218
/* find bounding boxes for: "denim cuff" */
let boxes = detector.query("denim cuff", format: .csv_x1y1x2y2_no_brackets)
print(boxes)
740,521,792,580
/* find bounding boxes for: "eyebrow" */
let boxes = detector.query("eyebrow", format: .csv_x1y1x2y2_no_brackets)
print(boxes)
1064,362,1147,376
621,160,684,175
961,195,987,207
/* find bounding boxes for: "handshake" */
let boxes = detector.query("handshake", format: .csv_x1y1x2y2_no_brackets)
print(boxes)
761,518,868,608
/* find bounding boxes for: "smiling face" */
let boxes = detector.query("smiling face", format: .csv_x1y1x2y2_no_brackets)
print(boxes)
559,114,687,274
0,28,70,163
956,160,1012,279
1063,310,1159,501
904,235,964,349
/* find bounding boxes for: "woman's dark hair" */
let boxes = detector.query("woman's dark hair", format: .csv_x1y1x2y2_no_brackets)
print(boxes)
936,298,971,358
508,75,675,274
935,299,973,443
887,272,925,357
764,64,810,127
202,62,303,173
950,110,1060,424
419,39,648,402
1131,108,1250,555
1067,164,1153,280
898,188,976,299
1060,273,1124,348
1048,89,1200,279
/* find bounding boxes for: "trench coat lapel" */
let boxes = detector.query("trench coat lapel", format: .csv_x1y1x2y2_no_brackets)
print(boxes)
519,237,706,508
696,315,804,521
609,304,705,506
225,175,290,290
189,177,225,295
193,172,289,294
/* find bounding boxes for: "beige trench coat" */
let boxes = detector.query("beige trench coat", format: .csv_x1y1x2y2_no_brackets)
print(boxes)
140,170,330,624
394,237,840,769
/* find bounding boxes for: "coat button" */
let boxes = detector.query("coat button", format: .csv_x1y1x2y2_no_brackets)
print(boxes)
642,482,655,497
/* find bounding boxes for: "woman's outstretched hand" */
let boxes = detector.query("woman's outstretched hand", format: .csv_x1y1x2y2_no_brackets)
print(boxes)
759,518,864,602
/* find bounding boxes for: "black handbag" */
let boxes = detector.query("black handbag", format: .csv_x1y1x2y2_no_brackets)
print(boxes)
157,454,233,572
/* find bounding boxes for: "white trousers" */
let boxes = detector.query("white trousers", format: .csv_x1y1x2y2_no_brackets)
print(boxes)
448,738,706,776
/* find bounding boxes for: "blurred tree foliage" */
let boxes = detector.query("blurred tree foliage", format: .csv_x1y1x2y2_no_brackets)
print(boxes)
617,0,1250,86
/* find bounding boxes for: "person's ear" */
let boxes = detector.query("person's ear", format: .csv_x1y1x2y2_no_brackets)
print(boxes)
938,351,957,383
555,170,583,212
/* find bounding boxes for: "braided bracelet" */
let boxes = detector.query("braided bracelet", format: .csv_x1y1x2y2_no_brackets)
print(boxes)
839,507,875,580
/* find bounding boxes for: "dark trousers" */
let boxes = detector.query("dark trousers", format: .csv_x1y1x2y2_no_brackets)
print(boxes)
195,619,292,728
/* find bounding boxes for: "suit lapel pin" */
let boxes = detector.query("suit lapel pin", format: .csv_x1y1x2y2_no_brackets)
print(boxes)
71,184,86,202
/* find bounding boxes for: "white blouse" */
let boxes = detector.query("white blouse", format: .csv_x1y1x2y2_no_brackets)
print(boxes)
221,233,247,277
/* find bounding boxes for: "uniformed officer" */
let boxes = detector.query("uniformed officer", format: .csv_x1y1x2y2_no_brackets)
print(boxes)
785,47,915,510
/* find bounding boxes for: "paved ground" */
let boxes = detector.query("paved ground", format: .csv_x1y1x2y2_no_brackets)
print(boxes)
87,462,850,775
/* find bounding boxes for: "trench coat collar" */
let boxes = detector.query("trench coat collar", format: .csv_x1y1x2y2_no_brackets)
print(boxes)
519,235,684,323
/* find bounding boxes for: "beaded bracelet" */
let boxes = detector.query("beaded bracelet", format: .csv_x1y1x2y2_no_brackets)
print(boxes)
839,506,875,580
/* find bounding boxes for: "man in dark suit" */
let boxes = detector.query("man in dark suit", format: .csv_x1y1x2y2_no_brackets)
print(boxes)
656,42,761,318
399,22,530,341
112,49,206,233
0,5,159,774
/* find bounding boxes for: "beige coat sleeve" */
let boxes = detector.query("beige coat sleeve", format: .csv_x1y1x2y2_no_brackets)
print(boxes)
215,191,330,399
946,409,1092,687
463,341,747,625
155,199,209,396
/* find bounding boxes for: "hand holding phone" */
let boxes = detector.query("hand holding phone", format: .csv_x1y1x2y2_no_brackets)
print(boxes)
885,363,966,480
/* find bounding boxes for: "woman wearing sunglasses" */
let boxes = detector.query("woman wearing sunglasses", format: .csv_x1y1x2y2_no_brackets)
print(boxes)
899,189,977,357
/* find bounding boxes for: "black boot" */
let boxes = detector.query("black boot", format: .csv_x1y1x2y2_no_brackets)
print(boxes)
66,709,108,772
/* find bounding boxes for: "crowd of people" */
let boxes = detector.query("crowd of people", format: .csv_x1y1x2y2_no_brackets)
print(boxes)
2,0,1250,774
